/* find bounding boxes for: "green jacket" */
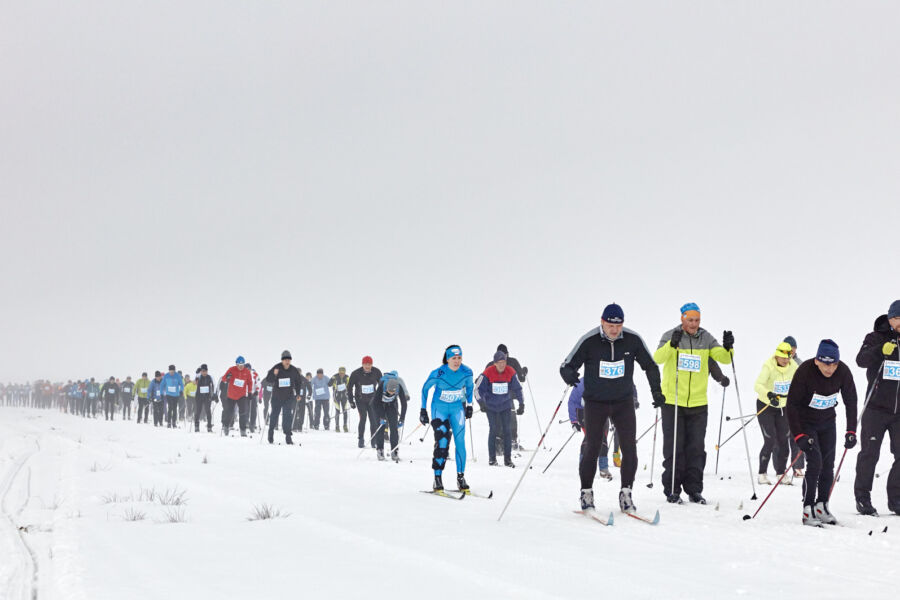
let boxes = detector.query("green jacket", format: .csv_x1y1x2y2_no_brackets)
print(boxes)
135,377,151,399
653,326,732,408
753,356,798,409
185,381,197,398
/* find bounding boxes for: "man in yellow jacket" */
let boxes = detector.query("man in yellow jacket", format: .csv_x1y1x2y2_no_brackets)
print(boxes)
653,302,733,504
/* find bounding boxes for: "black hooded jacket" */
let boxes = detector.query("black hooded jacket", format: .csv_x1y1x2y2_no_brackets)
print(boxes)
857,314,900,414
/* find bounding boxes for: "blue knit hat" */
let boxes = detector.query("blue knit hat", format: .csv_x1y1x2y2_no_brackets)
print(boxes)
601,303,624,324
815,339,840,364
889,300,900,319
680,302,700,315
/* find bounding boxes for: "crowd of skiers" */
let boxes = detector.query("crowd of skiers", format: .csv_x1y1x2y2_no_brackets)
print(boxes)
5,298,899,526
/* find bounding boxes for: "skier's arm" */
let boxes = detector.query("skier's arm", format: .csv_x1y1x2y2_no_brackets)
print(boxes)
708,337,733,365
841,366,859,433
421,372,438,410
567,381,583,421
785,372,806,438
398,388,408,423
465,372,474,405
560,332,591,383
856,332,886,368
707,358,727,385
653,331,676,364
753,362,774,403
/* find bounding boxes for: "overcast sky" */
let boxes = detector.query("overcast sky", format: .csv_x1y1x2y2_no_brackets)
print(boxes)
2,3,898,404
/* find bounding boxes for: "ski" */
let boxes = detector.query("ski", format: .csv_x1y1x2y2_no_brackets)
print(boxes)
624,509,660,525
420,490,465,500
573,509,614,526
448,489,493,499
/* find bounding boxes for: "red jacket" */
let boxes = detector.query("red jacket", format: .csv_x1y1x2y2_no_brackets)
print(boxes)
221,366,252,400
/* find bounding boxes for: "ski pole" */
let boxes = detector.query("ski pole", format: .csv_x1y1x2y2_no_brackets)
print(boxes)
647,407,659,489
743,451,803,520
418,423,431,443
635,414,660,443
730,352,758,500
400,422,422,444
726,412,764,421
716,404,769,450
715,387,725,475
828,362,883,500
541,429,578,474
671,350,680,497
525,378,545,449
468,412,476,463
356,422,386,459
498,386,568,522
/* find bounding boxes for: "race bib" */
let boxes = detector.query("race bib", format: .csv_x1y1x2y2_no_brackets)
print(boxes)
316,387,326,396
884,360,900,382
89,393,96,398
809,393,838,410
108,389,116,395
123,387,132,394
361,384,375,394
140,387,147,394
266,385,273,392
279,378,290,388
199,386,210,394
233,378,245,388
439,389,464,402
599,360,625,379
167,386,176,393
773,381,791,396
188,389,196,397
677,353,702,373
382,393,395,403
492,382,509,395
337,384,347,392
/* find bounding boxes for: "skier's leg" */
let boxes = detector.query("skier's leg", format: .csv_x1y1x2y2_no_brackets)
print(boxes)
611,401,637,488
854,408,887,500
431,403,452,476
579,402,611,489
238,396,249,433
757,400,776,474
815,421,836,505
500,409,512,462
386,403,399,450
773,410,791,475
448,403,467,473
357,399,368,441
485,410,499,462
660,403,680,495
682,407,708,495
802,427,823,506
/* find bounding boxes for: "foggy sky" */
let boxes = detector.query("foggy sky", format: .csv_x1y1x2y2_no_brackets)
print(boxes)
2,2,898,404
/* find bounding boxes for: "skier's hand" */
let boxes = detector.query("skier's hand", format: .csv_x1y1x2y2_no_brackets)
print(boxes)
719,375,730,388
845,431,857,449
652,390,666,408
883,341,898,356
766,391,782,407
670,329,683,348
560,367,580,387
795,434,815,454
521,366,528,378
465,405,473,419
274,368,279,375
516,404,524,416
380,419,387,426
419,408,429,426
350,401,356,409
397,420,404,428
571,420,582,433
722,330,734,352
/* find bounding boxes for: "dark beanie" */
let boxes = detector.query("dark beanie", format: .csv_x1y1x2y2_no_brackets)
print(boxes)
889,300,900,319
816,339,840,364
497,344,509,355
601,303,624,324
493,351,508,362
783,336,798,348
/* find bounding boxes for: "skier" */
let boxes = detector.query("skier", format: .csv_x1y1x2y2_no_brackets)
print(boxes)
784,336,802,365
787,339,857,526
653,302,733,504
100,376,119,421
372,378,408,461
330,367,350,433
194,364,216,433
148,371,164,426
85,378,100,418
484,344,529,450
560,303,664,514
135,372,151,424
265,351,304,445
184,375,197,423
160,365,184,428
349,357,383,448
854,300,900,516
477,350,524,467
292,371,312,433
568,378,639,480
221,356,253,436
310,368,331,430
246,364,260,433
120,376,135,420
753,342,800,484
420,345,474,492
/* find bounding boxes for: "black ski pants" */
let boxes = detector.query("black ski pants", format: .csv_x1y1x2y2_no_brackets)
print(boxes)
373,401,399,451
165,396,179,427
800,419,836,506
486,409,512,462
104,398,116,420
581,400,637,490
138,398,149,423
249,396,259,431
269,396,295,437
122,399,132,420
314,399,330,429
356,397,378,445
661,403,707,496
854,407,900,504
293,398,307,431
152,400,165,426
757,400,791,475
222,396,250,432
333,395,349,430
195,397,213,431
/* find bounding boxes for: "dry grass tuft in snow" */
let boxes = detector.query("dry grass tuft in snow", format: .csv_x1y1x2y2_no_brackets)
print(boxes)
123,507,146,522
101,491,133,504
157,487,188,506
160,508,186,524
137,486,157,502
89,461,111,473
247,503,290,521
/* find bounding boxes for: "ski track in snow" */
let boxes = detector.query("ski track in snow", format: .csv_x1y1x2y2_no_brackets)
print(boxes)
0,407,898,600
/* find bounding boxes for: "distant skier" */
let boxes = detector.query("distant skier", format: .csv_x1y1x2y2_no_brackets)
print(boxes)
194,364,216,433
349,357,383,448
477,350,524,467
786,339,858,526
120,376,135,420
220,356,253,436
373,378,408,461
420,345,474,492
148,371,164,426
311,369,331,430
160,365,184,428
135,372,151,424
265,351,304,445
753,342,799,485
484,344,528,450
100,376,119,421
330,367,350,433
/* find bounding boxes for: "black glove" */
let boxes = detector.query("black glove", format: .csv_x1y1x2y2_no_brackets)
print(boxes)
652,390,666,408
350,400,356,409
465,405,473,419
670,329,683,348
521,366,528,378
722,330,734,352
719,376,730,388
561,367,580,386
845,431,857,449
516,404,524,416
796,434,815,454
571,421,582,433
419,408,429,426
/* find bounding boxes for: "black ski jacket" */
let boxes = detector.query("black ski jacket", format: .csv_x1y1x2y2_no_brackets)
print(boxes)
856,314,900,415
265,363,306,402
348,367,383,403
786,359,858,437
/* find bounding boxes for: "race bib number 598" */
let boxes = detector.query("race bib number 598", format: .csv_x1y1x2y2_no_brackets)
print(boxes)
677,353,702,373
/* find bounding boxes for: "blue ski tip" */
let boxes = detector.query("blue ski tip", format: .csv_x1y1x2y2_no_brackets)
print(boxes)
608,512,615,526
651,509,660,525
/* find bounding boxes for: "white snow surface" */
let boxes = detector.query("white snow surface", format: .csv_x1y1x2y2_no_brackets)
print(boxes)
1,401,897,600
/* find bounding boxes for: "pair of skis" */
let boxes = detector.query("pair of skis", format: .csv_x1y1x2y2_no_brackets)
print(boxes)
573,508,660,526
420,489,494,500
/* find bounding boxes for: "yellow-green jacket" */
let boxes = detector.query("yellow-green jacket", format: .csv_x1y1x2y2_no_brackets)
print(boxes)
135,377,151,399
653,326,732,408
753,356,798,409
184,381,198,399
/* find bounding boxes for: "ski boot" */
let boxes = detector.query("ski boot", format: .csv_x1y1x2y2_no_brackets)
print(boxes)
758,473,772,485
619,486,636,514
223,427,230,437
597,468,613,481
688,492,707,505
802,505,823,527
504,457,516,468
667,494,684,504
793,468,804,478
357,438,365,449
391,449,400,463
240,429,247,437
489,458,498,466
195,426,200,433
887,499,900,516
335,427,340,434
286,435,295,445
343,424,348,433
377,449,385,461
456,473,469,492
433,475,444,491
781,472,793,485
580,488,595,511
814,501,837,525
856,494,878,516
268,430,274,444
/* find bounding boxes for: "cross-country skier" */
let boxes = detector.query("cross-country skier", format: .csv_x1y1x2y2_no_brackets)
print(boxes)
420,345,474,492
786,339,858,526
100,376,119,421
854,300,900,516
330,367,350,433
560,303,664,515
311,368,331,430
349,357,383,448
485,344,528,450
120,376,134,420
265,351,304,445
160,365,184,428
135,372,151,423
477,350,524,467
194,364,216,432
221,356,253,436
753,342,800,484
373,378,408,461
148,371,164,426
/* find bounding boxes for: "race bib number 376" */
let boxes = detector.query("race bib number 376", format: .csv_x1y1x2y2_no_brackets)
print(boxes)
885,361,900,382
677,353,702,373
599,360,625,379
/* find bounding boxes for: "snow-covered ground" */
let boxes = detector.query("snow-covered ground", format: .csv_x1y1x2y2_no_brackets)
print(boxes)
1,402,896,600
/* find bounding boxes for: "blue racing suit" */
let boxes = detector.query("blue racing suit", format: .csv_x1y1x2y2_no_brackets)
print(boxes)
422,364,474,476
